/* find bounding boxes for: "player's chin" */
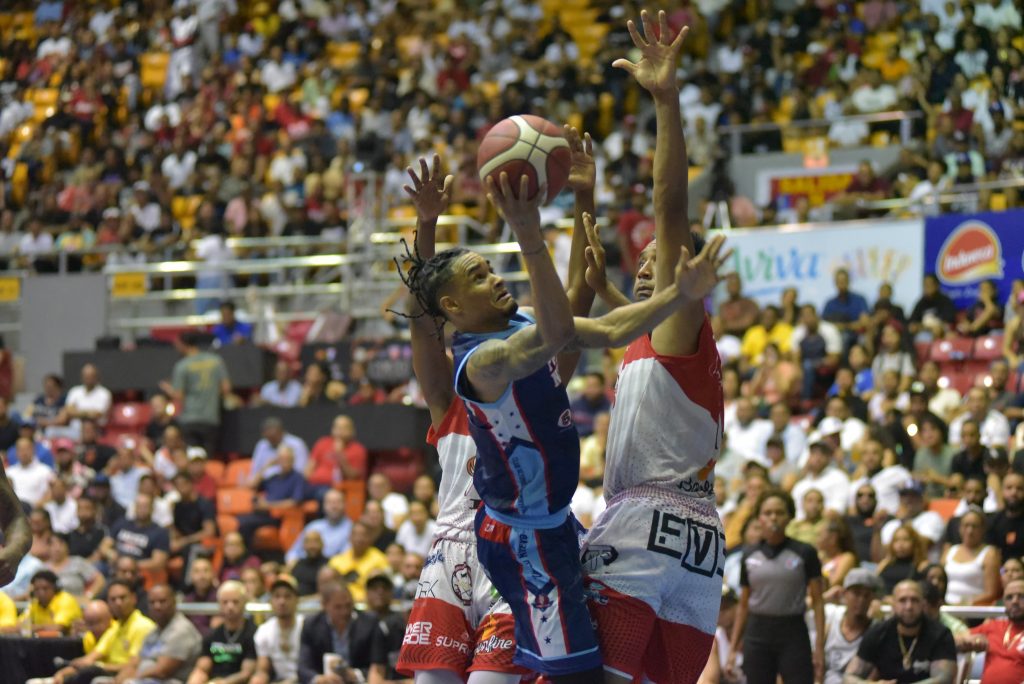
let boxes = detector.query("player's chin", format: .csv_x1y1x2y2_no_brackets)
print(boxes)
498,298,519,316
634,285,652,301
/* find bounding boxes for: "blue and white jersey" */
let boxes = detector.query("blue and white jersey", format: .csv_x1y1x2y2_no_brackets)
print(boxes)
452,312,580,526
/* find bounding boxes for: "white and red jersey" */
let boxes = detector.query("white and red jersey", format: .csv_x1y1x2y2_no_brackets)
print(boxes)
604,316,724,502
427,399,481,544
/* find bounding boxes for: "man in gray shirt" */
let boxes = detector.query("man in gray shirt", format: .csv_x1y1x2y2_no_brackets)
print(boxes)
823,569,881,684
161,332,231,455
104,584,202,683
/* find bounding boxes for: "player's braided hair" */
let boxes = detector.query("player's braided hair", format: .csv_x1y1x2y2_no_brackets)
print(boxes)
393,236,468,337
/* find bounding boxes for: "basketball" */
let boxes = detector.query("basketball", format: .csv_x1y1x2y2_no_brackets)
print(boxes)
476,115,571,204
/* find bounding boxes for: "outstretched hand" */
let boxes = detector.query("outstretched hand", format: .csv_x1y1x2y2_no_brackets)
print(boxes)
673,233,732,301
486,172,546,241
581,212,608,293
612,10,688,97
403,154,453,223
565,125,595,193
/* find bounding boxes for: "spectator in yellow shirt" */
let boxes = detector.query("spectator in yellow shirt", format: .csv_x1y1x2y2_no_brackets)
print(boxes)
328,521,390,603
48,579,156,683
22,570,81,634
0,589,16,630
740,305,793,369
79,600,113,654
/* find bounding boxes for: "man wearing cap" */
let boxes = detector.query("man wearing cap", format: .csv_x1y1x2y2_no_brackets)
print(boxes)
53,438,94,498
823,569,882,684
184,446,218,500
22,569,82,634
791,441,851,518
956,578,1024,682
297,580,388,684
844,580,956,684
7,436,55,506
5,419,54,467
253,575,305,684
879,480,946,552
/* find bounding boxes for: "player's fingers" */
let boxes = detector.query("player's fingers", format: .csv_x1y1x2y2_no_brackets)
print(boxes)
407,167,422,188
640,10,656,43
704,233,725,261
583,132,593,155
584,246,596,265
716,248,735,269
402,185,416,198
564,124,580,150
441,175,454,198
626,19,646,48
431,154,442,181
419,157,431,182
486,175,500,200
672,25,690,50
533,182,548,205
498,171,514,199
611,59,638,74
658,10,671,43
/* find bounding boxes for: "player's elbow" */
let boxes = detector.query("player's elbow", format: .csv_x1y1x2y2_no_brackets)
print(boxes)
544,316,576,350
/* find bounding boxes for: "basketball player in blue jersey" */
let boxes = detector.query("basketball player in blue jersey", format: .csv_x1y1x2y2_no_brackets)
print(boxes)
401,165,728,682
396,133,598,684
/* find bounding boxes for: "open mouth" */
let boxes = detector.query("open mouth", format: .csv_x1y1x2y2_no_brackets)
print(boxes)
635,285,653,298
496,291,512,303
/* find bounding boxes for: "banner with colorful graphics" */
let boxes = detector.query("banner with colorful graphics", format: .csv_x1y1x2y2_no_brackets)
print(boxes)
721,219,924,311
756,165,858,208
925,210,1024,309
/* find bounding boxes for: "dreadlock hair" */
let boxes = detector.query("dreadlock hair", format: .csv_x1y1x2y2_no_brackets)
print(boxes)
394,236,469,337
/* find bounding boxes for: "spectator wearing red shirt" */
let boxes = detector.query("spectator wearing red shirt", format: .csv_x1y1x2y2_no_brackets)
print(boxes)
616,187,655,275
184,447,218,501
956,579,1024,682
305,415,368,501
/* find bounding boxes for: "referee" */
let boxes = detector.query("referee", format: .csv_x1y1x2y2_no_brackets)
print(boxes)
727,489,825,683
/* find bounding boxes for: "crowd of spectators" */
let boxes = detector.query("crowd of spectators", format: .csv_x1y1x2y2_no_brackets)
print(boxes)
0,0,1021,282
2,0,1024,682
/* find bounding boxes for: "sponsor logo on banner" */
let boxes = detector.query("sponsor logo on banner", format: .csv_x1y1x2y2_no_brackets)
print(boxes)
936,220,1004,284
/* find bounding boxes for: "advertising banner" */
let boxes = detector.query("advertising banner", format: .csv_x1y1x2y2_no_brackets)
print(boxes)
924,210,1024,309
723,219,925,311
756,165,857,208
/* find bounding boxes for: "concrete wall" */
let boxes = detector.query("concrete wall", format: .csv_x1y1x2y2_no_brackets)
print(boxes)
22,273,108,394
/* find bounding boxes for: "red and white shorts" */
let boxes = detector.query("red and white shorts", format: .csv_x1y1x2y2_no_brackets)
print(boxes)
397,536,525,677
582,486,724,683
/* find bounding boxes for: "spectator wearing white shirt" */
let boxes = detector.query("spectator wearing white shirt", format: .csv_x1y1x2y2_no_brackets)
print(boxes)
107,446,149,510
128,181,162,234
43,478,78,534
974,0,1021,32
725,398,774,463
394,501,436,558
17,219,54,268
954,31,988,79
850,69,898,113
259,360,303,408
848,438,912,516
367,473,409,530
64,363,112,438
949,387,1011,448
160,135,198,190
267,142,307,188
879,479,946,550
909,159,952,216
715,35,744,74
791,441,851,518
7,437,53,506
248,417,310,485
261,45,297,93
36,23,72,60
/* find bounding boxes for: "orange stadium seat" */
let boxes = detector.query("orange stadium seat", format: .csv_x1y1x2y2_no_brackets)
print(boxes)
930,338,972,362
217,515,239,536
204,460,225,484
223,459,253,488
217,487,254,516
973,334,1004,362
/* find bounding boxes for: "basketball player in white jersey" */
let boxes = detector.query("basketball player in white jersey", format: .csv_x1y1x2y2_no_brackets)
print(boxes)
579,11,729,683
396,131,599,682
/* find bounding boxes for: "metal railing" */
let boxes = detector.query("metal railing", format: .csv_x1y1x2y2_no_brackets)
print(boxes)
717,110,925,157
854,176,1024,212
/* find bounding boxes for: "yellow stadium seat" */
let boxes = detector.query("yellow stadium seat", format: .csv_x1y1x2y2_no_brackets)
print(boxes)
348,87,370,114
327,41,361,70
990,192,1008,211
263,93,280,112
140,52,170,89
11,163,28,207
870,131,891,147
